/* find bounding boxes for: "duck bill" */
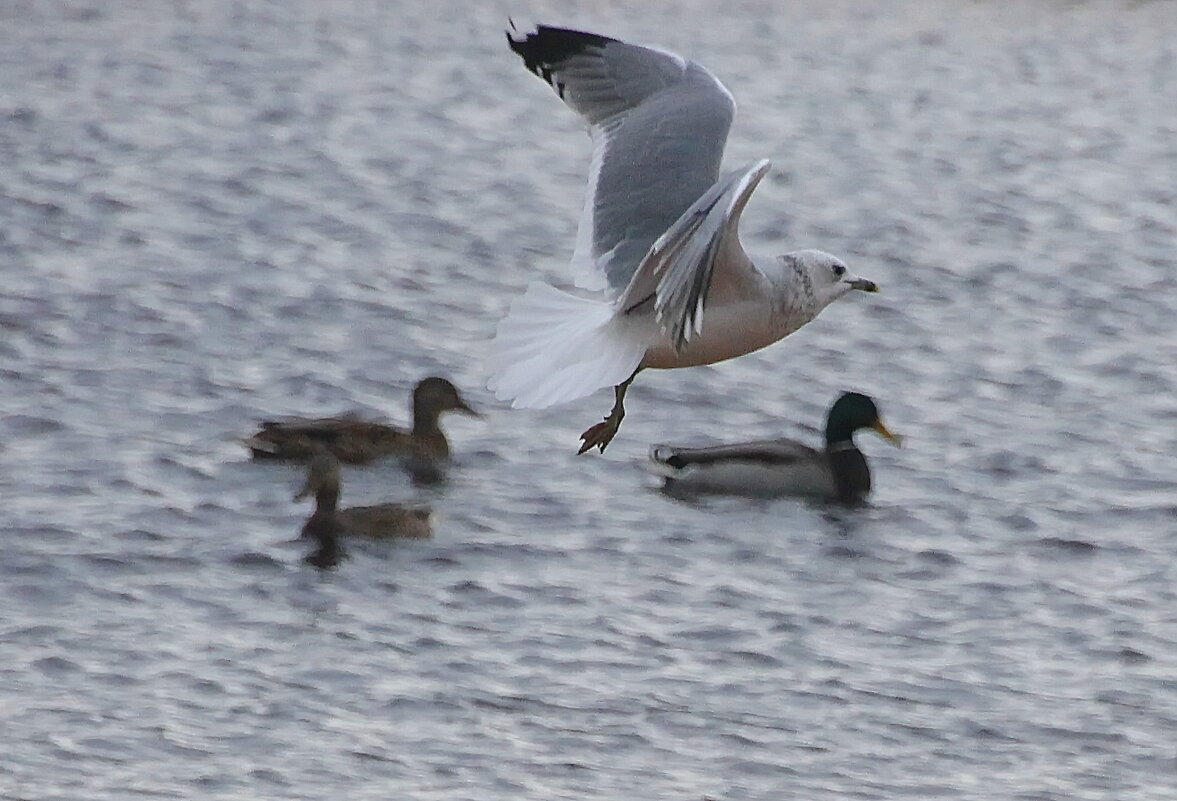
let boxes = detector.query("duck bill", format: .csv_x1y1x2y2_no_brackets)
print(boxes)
873,419,903,447
455,399,483,418
847,277,879,293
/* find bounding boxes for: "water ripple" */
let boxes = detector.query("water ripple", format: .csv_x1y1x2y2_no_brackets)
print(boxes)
3,2,1177,800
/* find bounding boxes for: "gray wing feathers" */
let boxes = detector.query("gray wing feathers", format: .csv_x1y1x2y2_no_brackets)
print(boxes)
508,26,736,293
587,77,735,292
651,438,820,469
531,37,689,124
618,159,770,352
648,439,835,498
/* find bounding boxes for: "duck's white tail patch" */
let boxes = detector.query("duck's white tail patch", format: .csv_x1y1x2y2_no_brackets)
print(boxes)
645,445,684,478
488,282,645,409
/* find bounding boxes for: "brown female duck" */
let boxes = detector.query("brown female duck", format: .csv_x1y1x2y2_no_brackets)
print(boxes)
248,376,479,465
296,450,433,554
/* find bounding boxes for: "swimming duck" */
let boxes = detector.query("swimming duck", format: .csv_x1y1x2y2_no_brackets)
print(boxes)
295,449,432,567
301,506,346,570
648,392,901,503
247,376,480,465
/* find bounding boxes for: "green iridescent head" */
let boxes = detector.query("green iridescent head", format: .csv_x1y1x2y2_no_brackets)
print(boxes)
825,392,902,447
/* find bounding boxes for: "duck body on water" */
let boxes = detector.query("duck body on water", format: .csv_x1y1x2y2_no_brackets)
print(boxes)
649,393,901,503
247,376,479,467
295,450,433,569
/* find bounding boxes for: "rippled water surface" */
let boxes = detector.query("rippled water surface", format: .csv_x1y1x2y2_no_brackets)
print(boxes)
3,1,1177,799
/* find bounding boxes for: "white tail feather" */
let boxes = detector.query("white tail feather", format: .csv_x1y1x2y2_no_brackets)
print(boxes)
488,283,646,409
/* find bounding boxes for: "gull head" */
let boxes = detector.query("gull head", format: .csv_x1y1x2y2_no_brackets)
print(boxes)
782,249,879,308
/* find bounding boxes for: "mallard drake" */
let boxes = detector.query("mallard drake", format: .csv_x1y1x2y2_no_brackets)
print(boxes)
648,392,901,503
247,376,480,465
295,450,432,568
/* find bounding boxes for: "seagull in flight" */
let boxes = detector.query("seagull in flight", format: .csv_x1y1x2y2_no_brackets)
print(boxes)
489,24,879,454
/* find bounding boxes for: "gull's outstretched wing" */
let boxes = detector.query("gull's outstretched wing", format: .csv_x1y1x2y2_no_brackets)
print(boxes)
617,159,771,352
507,24,736,294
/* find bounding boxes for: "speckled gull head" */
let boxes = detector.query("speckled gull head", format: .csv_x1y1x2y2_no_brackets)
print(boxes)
774,249,878,313
488,23,878,453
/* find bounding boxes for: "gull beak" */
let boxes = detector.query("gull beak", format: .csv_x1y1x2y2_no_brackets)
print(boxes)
873,419,903,447
847,277,879,293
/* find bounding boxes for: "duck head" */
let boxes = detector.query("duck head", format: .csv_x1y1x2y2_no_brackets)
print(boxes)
825,392,902,448
294,448,342,510
413,377,481,422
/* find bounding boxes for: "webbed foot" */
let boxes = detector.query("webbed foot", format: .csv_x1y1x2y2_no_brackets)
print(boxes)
578,415,621,454
576,370,638,455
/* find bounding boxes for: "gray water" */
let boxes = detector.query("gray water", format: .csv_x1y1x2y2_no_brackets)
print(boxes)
3,1,1176,799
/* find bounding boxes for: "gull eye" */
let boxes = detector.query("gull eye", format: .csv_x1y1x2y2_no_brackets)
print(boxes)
832,263,846,278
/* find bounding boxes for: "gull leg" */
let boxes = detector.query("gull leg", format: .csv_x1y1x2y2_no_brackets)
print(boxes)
578,370,639,455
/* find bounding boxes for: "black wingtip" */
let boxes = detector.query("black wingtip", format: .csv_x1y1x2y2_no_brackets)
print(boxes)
505,24,616,83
